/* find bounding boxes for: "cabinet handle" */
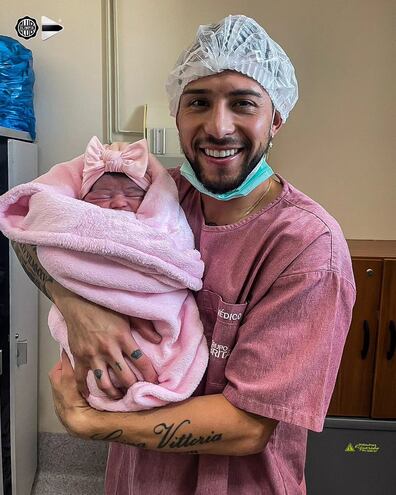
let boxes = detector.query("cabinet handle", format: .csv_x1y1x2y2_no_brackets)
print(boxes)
361,320,370,359
386,321,396,360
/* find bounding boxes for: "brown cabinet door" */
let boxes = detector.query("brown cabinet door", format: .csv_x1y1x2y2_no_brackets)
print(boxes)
371,260,396,418
328,259,383,416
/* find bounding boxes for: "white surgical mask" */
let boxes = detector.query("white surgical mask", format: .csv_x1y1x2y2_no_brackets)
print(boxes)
180,157,274,201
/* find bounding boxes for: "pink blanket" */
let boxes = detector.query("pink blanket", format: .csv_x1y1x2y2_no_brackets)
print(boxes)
0,150,208,411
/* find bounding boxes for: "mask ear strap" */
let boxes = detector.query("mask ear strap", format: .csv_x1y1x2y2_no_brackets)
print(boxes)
270,107,276,139
265,107,277,159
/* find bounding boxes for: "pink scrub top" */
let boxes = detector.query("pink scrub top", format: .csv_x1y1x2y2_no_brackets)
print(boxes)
105,172,356,495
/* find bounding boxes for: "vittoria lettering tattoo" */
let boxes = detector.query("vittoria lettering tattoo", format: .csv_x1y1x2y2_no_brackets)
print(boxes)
11,241,54,301
154,420,223,449
91,429,123,441
91,430,146,449
90,430,146,448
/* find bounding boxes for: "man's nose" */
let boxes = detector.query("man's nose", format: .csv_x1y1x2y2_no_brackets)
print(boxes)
203,102,235,139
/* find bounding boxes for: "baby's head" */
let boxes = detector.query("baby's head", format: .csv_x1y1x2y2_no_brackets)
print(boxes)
83,172,145,212
80,137,151,212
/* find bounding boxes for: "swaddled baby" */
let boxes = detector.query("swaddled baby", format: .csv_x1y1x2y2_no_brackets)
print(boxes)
0,135,208,412
61,136,208,411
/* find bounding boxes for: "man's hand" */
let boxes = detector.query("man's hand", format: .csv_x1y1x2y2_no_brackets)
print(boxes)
49,352,97,437
54,291,160,398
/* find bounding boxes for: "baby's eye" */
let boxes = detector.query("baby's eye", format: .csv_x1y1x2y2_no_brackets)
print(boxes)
87,194,111,200
125,192,144,198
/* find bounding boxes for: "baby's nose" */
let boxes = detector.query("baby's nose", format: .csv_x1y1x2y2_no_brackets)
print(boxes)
110,194,128,209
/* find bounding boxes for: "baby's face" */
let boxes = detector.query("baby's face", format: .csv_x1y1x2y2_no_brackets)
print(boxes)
84,174,145,212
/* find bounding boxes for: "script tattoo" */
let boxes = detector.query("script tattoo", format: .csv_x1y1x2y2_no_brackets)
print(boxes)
154,420,223,450
90,430,146,448
11,241,54,301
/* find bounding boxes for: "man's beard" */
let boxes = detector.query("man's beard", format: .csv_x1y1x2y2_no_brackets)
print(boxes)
181,137,271,194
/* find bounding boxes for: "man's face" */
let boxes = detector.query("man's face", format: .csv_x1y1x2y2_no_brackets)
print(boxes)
176,71,281,194
84,174,145,212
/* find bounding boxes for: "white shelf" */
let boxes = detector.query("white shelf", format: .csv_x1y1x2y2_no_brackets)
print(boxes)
0,126,33,142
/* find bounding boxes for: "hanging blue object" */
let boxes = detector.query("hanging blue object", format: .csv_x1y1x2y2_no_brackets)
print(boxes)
0,35,36,140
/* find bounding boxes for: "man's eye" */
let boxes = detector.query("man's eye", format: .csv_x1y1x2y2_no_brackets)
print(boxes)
190,99,209,107
234,100,255,108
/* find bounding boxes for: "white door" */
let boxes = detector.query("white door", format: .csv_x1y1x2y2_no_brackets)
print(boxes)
8,139,38,495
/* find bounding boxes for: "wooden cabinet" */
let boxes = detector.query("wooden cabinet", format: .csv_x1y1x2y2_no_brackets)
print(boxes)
328,240,396,419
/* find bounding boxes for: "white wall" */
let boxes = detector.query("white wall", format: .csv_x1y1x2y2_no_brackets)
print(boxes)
115,0,395,239
0,0,103,432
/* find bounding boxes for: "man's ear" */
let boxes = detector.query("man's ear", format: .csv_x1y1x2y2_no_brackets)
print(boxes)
271,110,283,138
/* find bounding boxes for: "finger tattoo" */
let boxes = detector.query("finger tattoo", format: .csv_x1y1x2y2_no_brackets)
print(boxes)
115,362,122,371
94,369,103,380
131,349,143,360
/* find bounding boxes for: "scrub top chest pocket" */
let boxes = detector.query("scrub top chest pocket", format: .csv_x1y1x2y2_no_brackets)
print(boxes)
196,289,247,392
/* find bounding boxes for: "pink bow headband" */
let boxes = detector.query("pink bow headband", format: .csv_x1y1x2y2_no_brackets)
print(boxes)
80,136,151,199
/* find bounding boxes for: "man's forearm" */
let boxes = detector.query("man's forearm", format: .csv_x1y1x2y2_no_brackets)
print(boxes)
81,394,277,456
11,241,71,304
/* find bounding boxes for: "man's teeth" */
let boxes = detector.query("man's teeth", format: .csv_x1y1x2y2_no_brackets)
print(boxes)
203,148,239,158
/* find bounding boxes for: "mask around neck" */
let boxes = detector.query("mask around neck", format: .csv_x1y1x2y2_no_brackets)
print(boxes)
179,156,274,201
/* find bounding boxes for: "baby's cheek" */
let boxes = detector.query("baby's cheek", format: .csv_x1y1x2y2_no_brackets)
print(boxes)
85,198,111,209
129,198,143,212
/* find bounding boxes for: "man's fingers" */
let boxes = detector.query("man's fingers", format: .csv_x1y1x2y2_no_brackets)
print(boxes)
74,362,90,398
108,356,138,389
129,316,161,344
48,359,62,385
121,323,159,383
128,346,158,383
61,351,74,373
90,360,124,399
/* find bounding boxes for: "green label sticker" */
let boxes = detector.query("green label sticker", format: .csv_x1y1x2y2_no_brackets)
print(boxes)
345,442,380,454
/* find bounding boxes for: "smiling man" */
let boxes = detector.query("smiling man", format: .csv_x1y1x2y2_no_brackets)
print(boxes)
14,14,355,495
177,72,278,193
175,70,283,226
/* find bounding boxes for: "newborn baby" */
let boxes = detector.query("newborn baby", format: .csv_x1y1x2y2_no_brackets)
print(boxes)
0,135,208,412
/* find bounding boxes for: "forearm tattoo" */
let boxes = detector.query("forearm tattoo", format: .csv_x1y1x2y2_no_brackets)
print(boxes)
11,241,54,301
154,420,223,449
90,430,146,448
89,419,223,453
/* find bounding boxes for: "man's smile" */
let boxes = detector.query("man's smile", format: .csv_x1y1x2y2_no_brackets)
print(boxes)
198,147,245,168
201,148,241,158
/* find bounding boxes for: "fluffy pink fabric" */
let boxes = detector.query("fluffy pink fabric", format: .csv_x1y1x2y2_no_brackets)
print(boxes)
0,147,208,411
